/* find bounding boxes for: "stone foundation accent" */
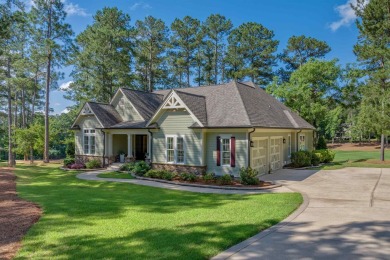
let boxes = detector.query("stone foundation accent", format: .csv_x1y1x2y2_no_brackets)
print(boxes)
152,163,206,175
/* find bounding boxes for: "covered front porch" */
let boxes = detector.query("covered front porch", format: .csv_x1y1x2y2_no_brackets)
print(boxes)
104,130,151,164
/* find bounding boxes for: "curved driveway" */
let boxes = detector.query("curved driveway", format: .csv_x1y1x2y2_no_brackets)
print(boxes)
213,167,390,260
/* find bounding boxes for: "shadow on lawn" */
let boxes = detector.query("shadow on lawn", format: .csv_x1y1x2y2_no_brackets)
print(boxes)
18,221,279,259
17,220,390,259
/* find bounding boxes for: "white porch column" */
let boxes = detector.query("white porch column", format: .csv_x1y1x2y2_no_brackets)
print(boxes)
127,134,132,158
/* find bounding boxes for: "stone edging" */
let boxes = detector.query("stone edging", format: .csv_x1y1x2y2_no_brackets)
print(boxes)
211,186,310,259
131,174,282,191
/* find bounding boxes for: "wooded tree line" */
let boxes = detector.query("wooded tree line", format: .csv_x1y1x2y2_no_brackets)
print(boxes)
0,0,389,166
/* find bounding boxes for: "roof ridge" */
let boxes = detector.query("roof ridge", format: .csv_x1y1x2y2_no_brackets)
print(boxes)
121,87,165,97
87,101,112,106
239,81,257,89
174,89,206,99
233,81,252,126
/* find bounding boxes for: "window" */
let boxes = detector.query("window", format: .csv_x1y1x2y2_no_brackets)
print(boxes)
83,129,96,155
177,137,184,163
221,138,231,165
167,137,174,162
299,134,306,151
166,136,185,164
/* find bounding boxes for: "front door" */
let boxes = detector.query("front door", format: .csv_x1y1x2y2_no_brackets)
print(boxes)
135,135,147,160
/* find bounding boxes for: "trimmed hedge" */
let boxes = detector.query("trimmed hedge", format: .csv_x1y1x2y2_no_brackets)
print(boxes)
291,149,335,168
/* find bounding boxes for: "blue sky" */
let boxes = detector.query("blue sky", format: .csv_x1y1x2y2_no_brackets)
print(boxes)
52,0,359,114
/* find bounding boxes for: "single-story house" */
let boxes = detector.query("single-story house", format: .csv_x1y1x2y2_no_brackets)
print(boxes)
71,81,314,176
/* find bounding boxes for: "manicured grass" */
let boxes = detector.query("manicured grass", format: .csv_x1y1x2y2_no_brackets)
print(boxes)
323,150,390,170
97,171,134,179
13,164,302,259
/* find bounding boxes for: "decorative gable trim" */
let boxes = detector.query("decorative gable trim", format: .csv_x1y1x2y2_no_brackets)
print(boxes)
110,88,145,121
146,90,204,127
71,103,104,129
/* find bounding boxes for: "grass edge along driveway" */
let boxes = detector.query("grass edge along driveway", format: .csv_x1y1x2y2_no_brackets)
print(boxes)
13,163,301,259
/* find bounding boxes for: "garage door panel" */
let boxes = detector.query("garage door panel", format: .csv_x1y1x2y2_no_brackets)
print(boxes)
251,138,268,175
270,137,282,171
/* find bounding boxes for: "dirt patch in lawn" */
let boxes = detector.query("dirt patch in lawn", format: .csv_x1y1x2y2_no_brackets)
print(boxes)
328,142,390,151
0,167,42,260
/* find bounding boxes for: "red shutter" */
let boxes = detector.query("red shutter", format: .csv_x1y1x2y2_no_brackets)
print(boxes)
216,136,221,166
231,136,236,167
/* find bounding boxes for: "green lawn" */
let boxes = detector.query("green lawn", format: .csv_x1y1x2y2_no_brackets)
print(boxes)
323,150,390,170
97,171,134,179
13,163,302,259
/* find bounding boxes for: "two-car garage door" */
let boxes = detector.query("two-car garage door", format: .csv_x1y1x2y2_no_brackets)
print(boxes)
251,137,283,175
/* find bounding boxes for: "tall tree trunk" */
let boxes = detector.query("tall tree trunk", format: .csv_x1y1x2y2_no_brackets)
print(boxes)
44,3,52,163
7,58,15,167
214,39,218,84
381,133,385,161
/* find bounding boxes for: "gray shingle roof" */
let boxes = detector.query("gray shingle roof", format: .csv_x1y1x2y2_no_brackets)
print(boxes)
154,81,314,129
88,102,122,128
120,88,164,121
106,120,159,129
175,90,208,126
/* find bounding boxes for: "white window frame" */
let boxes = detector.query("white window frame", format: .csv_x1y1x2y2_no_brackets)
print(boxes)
288,134,292,158
220,136,231,167
299,134,306,151
83,129,96,155
165,135,185,164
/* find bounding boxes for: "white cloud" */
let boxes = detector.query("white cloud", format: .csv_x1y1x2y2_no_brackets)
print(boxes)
130,2,151,11
26,0,88,16
329,0,370,31
54,102,61,106
61,108,70,114
59,81,73,91
62,0,88,17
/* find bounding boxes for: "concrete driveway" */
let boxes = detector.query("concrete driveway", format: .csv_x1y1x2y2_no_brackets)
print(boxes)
213,167,390,260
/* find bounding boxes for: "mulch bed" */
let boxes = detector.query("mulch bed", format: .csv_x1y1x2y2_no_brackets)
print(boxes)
0,167,42,260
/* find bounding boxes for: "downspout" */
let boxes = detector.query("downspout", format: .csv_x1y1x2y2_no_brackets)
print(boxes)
148,129,153,165
101,129,106,168
296,129,302,152
247,127,256,167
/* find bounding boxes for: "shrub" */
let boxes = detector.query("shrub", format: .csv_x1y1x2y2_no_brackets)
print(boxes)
202,172,216,183
70,163,85,169
133,161,151,176
120,162,135,172
311,152,321,166
65,140,75,157
180,172,197,182
291,151,312,168
86,159,101,169
218,174,233,185
161,171,176,181
316,136,327,150
63,157,75,167
314,149,335,163
239,167,259,185
145,169,161,178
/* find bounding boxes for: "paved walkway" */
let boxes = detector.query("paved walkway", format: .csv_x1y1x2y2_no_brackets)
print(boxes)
213,167,390,259
76,170,292,194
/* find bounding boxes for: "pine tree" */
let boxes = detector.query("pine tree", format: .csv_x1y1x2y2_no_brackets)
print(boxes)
68,7,133,104
353,0,390,161
203,14,232,84
226,22,279,86
30,0,73,163
135,16,169,92
279,35,331,81
170,16,201,87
